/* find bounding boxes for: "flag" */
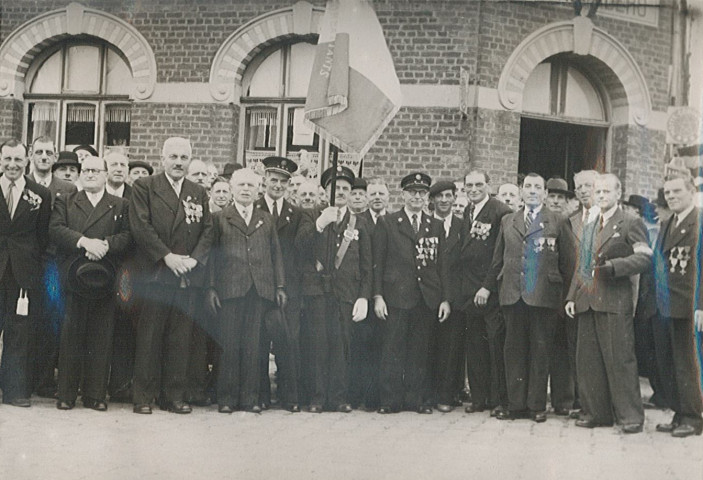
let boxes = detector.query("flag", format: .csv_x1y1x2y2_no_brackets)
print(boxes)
304,0,402,158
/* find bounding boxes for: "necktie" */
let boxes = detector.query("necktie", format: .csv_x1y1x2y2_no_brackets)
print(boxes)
241,208,249,225
336,208,343,225
467,203,475,223
5,181,15,218
525,209,534,230
412,213,420,234
598,214,604,232
272,201,279,221
673,214,679,227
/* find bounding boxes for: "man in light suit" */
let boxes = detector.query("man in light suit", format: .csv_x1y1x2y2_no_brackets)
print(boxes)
50,156,131,411
206,168,286,413
651,175,703,437
0,139,52,407
566,173,651,433
373,172,451,414
130,137,213,414
460,171,512,415
479,173,576,423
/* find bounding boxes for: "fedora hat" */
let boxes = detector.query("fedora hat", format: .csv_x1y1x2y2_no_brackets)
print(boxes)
67,256,116,298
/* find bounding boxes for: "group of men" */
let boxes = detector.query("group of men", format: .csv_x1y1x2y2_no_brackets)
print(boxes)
0,135,701,438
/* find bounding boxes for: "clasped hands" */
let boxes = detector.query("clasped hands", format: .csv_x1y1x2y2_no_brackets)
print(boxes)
164,252,198,277
79,237,109,262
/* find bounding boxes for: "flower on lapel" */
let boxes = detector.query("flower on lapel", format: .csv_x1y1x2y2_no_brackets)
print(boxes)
255,219,264,229
470,221,491,241
182,196,203,224
343,228,359,241
22,189,42,211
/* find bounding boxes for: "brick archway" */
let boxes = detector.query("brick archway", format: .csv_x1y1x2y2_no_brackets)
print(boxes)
497,17,652,126
0,2,157,100
208,1,324,102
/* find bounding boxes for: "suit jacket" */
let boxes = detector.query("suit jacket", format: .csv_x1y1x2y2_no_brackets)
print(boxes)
373,210,449,311
129,173,213,287
30,173,76,208
49,190,132,293
0,176,52,289
254,197,309,298
299,209,373,303
484,207,576,310
208,205,284,303
458,197,512,309
567,208,651,316
653,207,703,318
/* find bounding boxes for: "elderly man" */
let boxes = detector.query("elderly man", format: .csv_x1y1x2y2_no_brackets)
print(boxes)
0,139,51,407
206,168,285,413
129,137,213,414
50,156,131,411
460,170,512,415
373,172,451,414
254,156,310,412
52,152,81,184
128,161,153,185
363,179,390,225
209,178,232,213
349,178,368,214
480,173,576,423
104,152,131,199
566,173,651,433
570,170,601,242
187,159,211,190
651,175,703,437
29,137,76,203
497,183,521,211
297,180,319,211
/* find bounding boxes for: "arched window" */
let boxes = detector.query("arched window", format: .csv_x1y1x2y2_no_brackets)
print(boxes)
24,40,134,155
240,40,347,177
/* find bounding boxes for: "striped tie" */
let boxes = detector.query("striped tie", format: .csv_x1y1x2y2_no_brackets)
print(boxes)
525,208,534,230
5,181,15,219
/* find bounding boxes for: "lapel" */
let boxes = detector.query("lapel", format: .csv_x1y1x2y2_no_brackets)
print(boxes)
247,206,265,235
512,208,527,237
663,209,696,252
596,208,623,251
153,173,180,217
396,211,417,243
334,209,350,235
225,205,248,235
81,192,115,232
0,185,10,223
277,199,294,230
524,208,546,238
11,185,31,224
444,215,460,252
73,191,94,226
170,181,191,236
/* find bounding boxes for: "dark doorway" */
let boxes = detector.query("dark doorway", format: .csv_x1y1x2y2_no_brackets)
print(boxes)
518,117,607,186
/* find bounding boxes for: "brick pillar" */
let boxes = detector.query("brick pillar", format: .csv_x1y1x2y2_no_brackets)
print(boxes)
611,124,666,198
471,107,521,187
0,98,23,141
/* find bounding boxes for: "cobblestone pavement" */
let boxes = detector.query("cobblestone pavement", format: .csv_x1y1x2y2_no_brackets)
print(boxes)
1,392,701,480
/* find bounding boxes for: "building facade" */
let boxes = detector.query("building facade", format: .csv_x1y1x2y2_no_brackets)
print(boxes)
0,0,692,199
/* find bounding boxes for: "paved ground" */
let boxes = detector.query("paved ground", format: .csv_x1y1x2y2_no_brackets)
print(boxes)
1,390,702,480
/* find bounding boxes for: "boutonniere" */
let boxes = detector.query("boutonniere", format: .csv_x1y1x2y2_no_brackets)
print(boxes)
415,236,439,266
344,228,359,241
285,216,290,222
470,221,492,240
612,232,621,238
182,196,203,224
255,219,264,229
398,216,403,223
22,189,42,211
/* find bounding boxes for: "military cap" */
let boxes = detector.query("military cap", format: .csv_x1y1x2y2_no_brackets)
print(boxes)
352,177,368,191
320,165,355,188
401,172,431,191
262,156,298,178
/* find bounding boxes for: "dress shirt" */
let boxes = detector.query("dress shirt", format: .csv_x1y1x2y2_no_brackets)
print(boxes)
165,174,184,198
106,183,125,198
264,195,284,218
434,213,452,238
524,203,543,223
0,175,26,219
600,204,618,227
470,194,490,223
85,189,105,207
234,201,253,225
674,204,695,227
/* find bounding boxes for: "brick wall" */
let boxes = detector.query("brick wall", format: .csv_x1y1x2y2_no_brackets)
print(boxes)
471,108,521,188
0,99,23,141
129,102,238,173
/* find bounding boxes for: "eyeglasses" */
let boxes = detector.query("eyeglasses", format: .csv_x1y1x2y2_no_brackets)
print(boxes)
82,168,105,175
405,189,428,197
33,150,54,156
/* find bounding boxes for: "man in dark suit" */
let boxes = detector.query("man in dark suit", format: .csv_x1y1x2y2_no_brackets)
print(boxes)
130,137,213,414
428,180,465,412
254,156,309,412
373,172,451,414
569,170,600,243
459,170,512,415
50,156,131,411
651,175,703,437
206,168,286,413
566,173,651,433
480,173,576,423
27,137,76,398
0,138,52,407
296,166,372,413
105,151,132,199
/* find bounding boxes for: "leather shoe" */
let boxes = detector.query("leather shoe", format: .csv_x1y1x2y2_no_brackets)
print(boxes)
377,406,395,414
569,409,582,420
464,403,485,414
3,397,30,408
245,405,262,414
160,401,191,414
133,403,152,414
307,405,323,414
672,424,702,438
436,404,454,413
553,407,569,416
338,404,353,413
656,422,679,433
417,406,433,414
622,423,643,434
56,400,74,410
285,403,301,413
218,405,234,414
83,398,108,411
531,411,547,423
490,406,506,417
575,418,612,428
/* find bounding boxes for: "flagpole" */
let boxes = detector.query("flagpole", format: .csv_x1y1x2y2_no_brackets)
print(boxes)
329,148,338,207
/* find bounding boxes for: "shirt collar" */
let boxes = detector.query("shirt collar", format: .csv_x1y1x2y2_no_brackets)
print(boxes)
675,204,695,226
85,188,105,205
33,172,52,187
106,183,125,197
525,203,543,216
601,204,618,224
1,175,26,191
165,174,184,192
471,194,490,219
234,201,253,215
404,207,422,222
264,194,283,212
